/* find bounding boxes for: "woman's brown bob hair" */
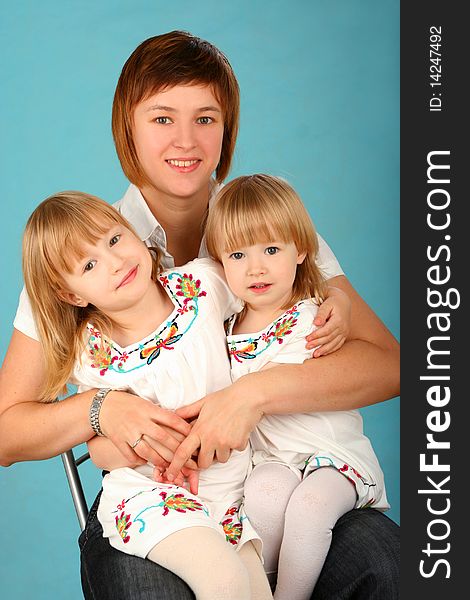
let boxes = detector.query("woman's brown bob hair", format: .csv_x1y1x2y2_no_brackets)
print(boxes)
112,30,240,188
205,174,327,308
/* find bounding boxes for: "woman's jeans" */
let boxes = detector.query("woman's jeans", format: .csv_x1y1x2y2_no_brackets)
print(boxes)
79,491,399,600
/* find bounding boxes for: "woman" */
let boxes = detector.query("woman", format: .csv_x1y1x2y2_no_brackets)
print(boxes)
0,31,399,599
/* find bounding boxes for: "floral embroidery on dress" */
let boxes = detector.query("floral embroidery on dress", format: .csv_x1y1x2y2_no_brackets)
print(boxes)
227,303,303,364
159,490,206,516
176,273,207,303
115,511,132,543
89,340,113,376
111,485,210,539
273,315,297,343
220,504,243,546
304,455,377,508
85,269,207,375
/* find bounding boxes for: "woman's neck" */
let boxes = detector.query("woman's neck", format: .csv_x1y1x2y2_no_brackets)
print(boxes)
140,183,211,266
107,281,173,348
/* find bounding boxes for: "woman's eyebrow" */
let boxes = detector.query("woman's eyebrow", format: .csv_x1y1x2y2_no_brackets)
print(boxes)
196,106,221,113
146,104,176,112
146,104,221,113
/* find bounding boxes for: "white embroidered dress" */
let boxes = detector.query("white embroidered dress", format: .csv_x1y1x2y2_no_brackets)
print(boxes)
71,258,260,558
226,299,389,511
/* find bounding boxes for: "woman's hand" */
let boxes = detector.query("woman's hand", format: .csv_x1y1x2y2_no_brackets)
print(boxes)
98,391,195,469
164,380,264,481
306,286,351,356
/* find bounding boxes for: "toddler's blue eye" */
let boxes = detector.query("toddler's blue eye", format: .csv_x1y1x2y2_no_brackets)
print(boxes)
230,252,244,260
265,247,279,255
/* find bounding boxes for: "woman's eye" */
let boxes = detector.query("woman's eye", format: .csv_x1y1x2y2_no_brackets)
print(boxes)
84,260,96,272
197,116,213,125
155,116,171,124
110,234,120,246
230,252,244,260
265,246,279,255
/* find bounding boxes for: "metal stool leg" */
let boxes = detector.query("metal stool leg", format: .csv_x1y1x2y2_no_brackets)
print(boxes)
61,448,90,531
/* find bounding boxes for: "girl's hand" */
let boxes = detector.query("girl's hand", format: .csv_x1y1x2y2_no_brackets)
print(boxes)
98,390,193,469
306,286,351,356
164,381,263,481
153,465,200,495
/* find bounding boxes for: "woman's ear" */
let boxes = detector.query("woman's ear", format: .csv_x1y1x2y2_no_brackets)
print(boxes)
297,251,307,265
57,289,89,307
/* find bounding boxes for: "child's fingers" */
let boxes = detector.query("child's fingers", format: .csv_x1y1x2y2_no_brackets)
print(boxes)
306,324,336,344
313,303,332,327
313,334,346,357
306,323,340,348
173,472,185,487
182,468,200,495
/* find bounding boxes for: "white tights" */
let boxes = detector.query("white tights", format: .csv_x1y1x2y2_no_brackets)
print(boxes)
148,527,272,600
244,463,357,600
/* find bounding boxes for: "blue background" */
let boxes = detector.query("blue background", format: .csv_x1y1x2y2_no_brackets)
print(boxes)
0,2,399,598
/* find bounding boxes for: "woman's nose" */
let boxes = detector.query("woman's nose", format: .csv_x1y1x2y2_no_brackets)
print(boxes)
172,123,197,150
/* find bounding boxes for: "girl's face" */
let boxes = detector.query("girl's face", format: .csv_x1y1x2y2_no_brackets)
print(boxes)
133,84,224,200
59,224,154,316
220,241,306,313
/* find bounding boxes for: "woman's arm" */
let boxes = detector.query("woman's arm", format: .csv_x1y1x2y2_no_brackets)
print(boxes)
0,330,194,467
88,427,198,472
0,330,96,465
87,435,143,470
165,275,399,475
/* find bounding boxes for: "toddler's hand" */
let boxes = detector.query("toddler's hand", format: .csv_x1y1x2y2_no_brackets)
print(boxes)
306,286,351,356
152,465,199,495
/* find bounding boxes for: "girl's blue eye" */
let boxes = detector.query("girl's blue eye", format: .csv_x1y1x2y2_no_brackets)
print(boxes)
197,116,213,125
110,234,120,246
230,252,244,260
265,246,279,255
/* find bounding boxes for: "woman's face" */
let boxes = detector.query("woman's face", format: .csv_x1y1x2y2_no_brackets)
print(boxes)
133,84,224,200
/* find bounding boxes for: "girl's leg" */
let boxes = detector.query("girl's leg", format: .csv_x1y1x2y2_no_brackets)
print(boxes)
238,541,273,600
274,467,357,600
244,463,299,586
148,527,250,600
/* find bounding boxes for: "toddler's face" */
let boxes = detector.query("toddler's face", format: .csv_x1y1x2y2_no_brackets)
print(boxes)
220,241,305,312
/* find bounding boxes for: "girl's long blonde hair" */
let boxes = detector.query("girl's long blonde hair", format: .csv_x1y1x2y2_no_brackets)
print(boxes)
205,174,327,309
22,191,160,401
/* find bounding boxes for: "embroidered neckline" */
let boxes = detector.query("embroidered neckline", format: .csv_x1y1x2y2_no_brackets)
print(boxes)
226,301,306,363
86,270,207,375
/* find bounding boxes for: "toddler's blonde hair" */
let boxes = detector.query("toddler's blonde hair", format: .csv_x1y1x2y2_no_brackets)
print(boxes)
205,174,327,309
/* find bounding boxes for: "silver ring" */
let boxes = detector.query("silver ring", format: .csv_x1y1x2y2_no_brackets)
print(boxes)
130,435,143,449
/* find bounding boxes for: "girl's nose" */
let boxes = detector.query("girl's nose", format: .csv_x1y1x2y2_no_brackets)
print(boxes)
247,261,267,276
110,253,125,272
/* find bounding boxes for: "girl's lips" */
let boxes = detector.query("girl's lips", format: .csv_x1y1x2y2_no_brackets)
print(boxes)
249,283,272,294
166,159,201,173
118,266,138,288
